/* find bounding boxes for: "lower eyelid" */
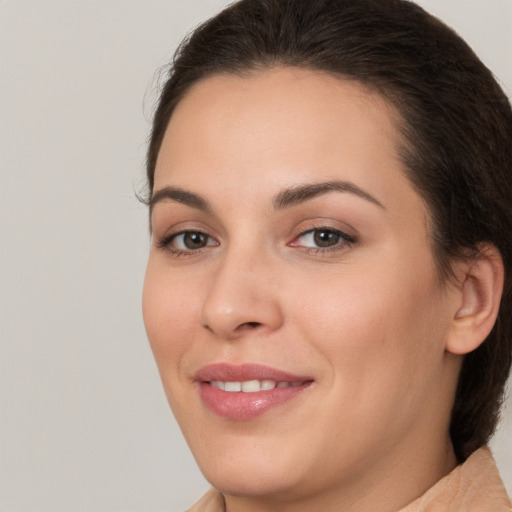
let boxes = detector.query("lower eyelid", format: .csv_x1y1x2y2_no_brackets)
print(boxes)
291,228,355,248
156,225,354,254
157,230,219,253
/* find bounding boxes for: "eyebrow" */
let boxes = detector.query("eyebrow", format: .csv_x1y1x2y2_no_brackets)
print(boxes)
149,179,384,216
149,186,212,215
272,180,385,210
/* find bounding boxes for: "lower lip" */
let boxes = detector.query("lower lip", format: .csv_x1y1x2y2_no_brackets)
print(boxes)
199,382,312,420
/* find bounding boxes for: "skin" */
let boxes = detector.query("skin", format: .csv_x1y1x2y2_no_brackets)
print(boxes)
143,67,476,512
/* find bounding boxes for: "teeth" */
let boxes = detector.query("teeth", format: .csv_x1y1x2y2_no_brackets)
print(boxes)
224,381,242,392
210,380,304,392
241,380,261,392
261,380,276,390
211,380,225,390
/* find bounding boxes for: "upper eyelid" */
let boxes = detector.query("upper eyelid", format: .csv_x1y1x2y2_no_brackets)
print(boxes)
291,227,356,244
155,231,219,257
159,229,216,245
292,220,357,240
157,231,353,258
154,220,218,241
297,226,353,236
150,206,218,236
155,220,358,251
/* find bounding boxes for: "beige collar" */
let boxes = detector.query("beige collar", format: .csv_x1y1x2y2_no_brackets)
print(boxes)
400,446,511,512
187,447,511,512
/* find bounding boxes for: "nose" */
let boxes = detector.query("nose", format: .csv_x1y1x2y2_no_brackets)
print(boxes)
200,248,284,340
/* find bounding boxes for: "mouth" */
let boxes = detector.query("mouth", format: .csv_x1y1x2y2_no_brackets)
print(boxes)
195,363,314,420
210,379,306,392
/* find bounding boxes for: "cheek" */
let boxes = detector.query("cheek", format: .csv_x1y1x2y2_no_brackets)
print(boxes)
290,256,448,391
142,261,198,369
142,262,207,428
287,262,450,463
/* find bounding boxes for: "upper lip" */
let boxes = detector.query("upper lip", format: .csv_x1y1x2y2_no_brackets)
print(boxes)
194,363,313,383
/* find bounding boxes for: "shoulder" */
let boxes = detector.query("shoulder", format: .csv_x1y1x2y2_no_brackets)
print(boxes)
400,446,512,512
185,488,225,512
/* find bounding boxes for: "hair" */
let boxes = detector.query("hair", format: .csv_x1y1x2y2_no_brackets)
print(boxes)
145,0,512,461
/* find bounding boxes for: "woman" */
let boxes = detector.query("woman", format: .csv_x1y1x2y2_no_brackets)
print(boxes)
142,0,512,510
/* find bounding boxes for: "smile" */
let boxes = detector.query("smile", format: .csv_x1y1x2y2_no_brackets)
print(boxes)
195,364,314,420
210,380,305,392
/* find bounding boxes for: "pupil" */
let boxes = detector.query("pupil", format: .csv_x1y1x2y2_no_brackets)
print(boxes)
184,232,206,249
314,230,339,247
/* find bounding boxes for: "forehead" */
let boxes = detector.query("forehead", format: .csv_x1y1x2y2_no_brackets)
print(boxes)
154,67,420,218
163,68,401,149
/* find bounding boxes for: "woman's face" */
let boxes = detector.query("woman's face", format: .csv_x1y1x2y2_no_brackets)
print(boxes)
143,68,460,505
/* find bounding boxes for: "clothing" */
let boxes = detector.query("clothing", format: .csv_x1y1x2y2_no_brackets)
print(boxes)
186,446,511,511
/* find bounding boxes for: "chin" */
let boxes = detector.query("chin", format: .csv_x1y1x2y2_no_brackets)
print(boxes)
188,431,308,498
207,472,290,498
203,462,306,501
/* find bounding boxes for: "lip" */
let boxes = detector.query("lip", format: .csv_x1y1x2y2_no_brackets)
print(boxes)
195,363,314,420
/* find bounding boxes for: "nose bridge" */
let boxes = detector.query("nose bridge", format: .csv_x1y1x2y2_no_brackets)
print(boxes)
200,239,283,339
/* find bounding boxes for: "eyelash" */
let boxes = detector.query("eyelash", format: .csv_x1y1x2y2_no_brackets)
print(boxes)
156,230,218,257
156,227,356,257
290,227,356,254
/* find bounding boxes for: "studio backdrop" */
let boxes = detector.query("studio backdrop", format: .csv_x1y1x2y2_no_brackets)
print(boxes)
1,0,511,510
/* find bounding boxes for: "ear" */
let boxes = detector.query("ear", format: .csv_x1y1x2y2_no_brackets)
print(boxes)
446,244,504,355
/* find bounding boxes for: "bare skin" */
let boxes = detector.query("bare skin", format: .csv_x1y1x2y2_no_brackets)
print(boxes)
143,67,502,512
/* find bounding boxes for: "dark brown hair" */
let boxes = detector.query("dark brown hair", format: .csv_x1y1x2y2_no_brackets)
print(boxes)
146,0,512,461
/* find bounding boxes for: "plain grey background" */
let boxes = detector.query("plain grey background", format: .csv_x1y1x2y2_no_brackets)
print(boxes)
1,1,511,511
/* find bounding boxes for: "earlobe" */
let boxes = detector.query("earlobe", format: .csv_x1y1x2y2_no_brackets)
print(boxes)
447,244,504,355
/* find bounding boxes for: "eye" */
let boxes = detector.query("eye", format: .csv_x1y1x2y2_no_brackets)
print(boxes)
290,228,355,251
158,230,219,254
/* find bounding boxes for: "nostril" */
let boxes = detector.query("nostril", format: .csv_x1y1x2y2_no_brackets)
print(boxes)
201,320,262,336
240,321,261,329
